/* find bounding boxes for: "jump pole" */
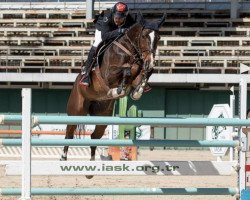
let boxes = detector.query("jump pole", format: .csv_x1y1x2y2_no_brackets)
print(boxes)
4,115,250,126
0,187,238,196
0,138,239,147
6,86,249,199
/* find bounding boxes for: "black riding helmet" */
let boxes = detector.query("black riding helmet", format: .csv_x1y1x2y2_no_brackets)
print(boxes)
112,2,129,18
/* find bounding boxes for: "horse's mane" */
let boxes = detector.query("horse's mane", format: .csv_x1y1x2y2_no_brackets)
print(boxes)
124,23,143,41
128,23,143,32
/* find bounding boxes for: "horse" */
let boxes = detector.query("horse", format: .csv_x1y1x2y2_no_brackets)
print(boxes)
60,14,165,178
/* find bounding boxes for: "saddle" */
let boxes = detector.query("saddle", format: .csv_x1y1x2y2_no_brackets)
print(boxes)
88,40,113,72
91,35,125,71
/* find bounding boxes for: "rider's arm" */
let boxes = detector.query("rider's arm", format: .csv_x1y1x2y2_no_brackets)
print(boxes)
101,15,120,41
101,28,120,41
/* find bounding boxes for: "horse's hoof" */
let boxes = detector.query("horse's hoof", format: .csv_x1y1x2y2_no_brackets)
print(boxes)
60,156,67,161
86,158,95,178
130,92,138,100
107,88,125,98
120,90,125,96
131,93,142,100
130,87,143,100
86,175,94,179
117,87,123,95
100,155,112,161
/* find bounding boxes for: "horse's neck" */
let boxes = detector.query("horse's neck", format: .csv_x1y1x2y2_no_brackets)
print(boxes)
117,35,138,57
125,24,142,46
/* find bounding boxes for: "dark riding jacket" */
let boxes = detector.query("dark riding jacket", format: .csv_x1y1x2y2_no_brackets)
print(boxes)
95,12,137,42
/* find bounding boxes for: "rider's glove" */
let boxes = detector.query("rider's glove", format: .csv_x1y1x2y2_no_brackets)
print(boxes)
118,28,127,34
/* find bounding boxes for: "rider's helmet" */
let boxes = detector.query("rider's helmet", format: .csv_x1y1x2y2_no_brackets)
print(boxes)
112,2,129,18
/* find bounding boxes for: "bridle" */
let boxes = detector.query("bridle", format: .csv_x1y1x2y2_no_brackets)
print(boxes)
111,24,155,67
124,26,153,63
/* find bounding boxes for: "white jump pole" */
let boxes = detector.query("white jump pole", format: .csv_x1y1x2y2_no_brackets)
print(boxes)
230,91,235,161
239,79,247,195
19,88,32,200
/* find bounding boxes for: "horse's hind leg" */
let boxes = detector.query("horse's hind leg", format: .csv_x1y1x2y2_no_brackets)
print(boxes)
90,125,108,161
89,100,115,160
60,125,77,161
85,124,108,179
61,81,87,161
86,100,114,179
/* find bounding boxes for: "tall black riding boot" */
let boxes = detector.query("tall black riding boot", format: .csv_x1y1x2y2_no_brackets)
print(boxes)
80,46,97,86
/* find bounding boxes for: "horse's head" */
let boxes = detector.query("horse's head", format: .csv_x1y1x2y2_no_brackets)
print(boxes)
125,13,165,70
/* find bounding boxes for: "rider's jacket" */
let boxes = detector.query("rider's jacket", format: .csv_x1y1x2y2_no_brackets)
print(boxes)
95,11,137,42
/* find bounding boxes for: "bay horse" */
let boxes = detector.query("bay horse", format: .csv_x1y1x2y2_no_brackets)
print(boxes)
61,14,165,178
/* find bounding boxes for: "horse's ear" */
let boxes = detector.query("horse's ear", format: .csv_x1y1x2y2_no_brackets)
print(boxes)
137,12,146,26
157,13,166,29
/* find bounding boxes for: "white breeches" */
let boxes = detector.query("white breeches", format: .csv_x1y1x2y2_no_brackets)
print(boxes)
93,30,102,47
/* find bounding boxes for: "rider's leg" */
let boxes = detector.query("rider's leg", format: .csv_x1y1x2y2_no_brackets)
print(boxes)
80,30,102,86
80,46,97,86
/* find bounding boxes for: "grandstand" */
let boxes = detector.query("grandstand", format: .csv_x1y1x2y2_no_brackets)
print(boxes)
0,1,250,127
0,0,249,89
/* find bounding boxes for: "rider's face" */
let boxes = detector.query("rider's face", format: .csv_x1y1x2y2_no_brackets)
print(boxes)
114,16,125,26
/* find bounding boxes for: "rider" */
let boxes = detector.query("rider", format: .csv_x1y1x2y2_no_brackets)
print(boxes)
80,2,137,86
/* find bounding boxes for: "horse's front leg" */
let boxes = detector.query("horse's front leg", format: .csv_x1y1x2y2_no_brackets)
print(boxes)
117,67,131,94
108,67,131,98
131,68,153,100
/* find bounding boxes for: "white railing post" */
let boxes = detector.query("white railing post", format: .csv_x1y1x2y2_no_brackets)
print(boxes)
19,88,32,200
86,0,94,20
230,93,235,161
239,79,247,195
